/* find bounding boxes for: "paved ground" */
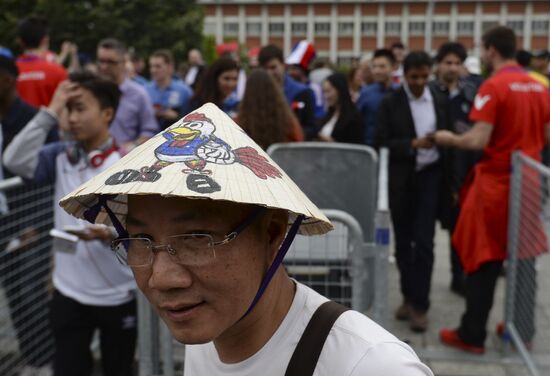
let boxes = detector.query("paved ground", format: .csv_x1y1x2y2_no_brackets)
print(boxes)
383,226,550,376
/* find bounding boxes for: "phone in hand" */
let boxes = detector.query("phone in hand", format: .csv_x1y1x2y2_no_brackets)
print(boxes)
50,228,79,254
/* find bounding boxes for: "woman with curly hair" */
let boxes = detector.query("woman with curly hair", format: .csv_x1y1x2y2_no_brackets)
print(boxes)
189,57,239,117
237,69,303,150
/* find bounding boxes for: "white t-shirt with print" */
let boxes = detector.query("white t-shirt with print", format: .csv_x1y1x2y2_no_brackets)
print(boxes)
184,282,433,376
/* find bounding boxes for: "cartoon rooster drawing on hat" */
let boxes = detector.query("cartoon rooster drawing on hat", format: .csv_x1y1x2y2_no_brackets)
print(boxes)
145,112,281,179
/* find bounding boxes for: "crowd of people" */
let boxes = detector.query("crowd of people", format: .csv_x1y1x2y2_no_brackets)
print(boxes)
0,13,549,376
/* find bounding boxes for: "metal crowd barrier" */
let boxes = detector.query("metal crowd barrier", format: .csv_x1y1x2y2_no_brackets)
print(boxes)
503,152,550,376
284,209,366,309
267,142,382,314
0,177,55,376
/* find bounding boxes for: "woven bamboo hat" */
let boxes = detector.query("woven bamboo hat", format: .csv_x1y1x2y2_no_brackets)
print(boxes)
59,103,332,236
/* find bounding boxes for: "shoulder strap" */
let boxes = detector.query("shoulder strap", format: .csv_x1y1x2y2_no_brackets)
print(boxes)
285,301,350,376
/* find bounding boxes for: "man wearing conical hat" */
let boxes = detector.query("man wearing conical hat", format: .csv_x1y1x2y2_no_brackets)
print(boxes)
60,103,433,375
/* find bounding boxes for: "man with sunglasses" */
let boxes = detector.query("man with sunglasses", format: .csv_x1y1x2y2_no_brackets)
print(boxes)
96,38,158,154
60,104,433,375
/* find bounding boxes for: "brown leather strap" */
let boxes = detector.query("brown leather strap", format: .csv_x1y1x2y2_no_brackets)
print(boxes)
285,301,350,376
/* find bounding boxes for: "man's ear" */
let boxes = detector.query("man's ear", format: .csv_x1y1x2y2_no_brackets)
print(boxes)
265,209,289,264
101,107,115,125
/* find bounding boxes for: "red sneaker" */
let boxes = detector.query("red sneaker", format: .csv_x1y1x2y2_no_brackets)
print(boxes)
496,321,506,338
495,321,533,350
440,328,485,354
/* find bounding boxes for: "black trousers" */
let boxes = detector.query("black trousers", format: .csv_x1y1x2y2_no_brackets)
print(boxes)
458,261,502,346
458,259,536,346
49,290,137,376
449,205,465,285
391,164,441,312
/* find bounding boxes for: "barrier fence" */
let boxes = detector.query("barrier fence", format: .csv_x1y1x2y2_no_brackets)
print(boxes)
0,177,55,376
503,152,550,376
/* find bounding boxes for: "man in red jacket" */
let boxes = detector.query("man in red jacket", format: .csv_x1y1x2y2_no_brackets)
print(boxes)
434,26,550,354
16,15,67,107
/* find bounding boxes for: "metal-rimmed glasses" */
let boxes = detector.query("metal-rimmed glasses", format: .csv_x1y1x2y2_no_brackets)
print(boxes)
111,207,266,267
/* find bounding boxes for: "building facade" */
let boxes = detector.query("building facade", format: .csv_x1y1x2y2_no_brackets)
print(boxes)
200,0,550,64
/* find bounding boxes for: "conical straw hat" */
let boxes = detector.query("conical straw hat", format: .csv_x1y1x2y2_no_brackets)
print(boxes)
59,103,332,236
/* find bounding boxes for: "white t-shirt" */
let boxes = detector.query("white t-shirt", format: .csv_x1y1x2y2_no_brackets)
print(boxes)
53,151,136,306
184,282,433,376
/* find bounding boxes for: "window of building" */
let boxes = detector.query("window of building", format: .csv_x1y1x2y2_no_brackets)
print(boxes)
315,22,331,35
246,22,261,35
409,21,425,35
204,22,216,35
532,20,549,35
269,22,284,35
291,22,307,35
223,22,239,35
432,21,450,36
506,20,524,34
457,21,474,35
385,21,401,36
482,21,499,33
361,21,377,35
338,22,354,35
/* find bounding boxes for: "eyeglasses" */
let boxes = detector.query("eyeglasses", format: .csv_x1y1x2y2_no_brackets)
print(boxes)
97,58,121,66
111,207,265,267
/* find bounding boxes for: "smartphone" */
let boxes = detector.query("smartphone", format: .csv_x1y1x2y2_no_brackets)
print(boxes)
50,229,79,254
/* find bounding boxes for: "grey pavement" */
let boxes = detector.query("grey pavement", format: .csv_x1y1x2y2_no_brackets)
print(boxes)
381,225,550,376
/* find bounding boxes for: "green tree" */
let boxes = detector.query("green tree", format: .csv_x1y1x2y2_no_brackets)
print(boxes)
0,0,204,66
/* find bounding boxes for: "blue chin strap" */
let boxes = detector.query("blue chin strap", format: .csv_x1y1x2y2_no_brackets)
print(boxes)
240,214,304,320
84,195,305,321
84,194,128,238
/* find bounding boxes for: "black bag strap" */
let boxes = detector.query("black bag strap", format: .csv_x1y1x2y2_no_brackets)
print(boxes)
285,301,350,376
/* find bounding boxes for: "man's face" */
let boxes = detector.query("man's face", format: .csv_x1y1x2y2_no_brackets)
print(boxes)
371,56,393,84
127,196,282,344
97,47,125,83
404,65,431,98
0,71,16,104
287,65,306,83
438,53,463,84
189,50,202,66
532,57,550,74
67,87,112,143
149,56,171,83
481,46,495,74
262,58,286,84
392,47,405,65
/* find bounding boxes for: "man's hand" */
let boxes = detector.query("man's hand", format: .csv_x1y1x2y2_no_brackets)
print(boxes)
47,80,81,117
156,109,179,121
411,136,435,149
